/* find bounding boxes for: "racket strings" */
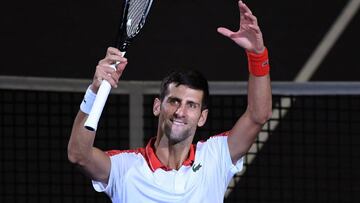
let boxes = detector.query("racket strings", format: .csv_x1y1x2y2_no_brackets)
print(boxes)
127,0,151,37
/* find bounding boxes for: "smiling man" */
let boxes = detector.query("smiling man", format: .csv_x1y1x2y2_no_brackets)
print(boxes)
67,1,272,202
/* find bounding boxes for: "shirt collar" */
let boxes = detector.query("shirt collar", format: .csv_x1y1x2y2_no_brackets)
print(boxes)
145,137,196,172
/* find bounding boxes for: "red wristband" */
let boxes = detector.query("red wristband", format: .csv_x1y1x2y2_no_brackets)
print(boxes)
246,47,270,77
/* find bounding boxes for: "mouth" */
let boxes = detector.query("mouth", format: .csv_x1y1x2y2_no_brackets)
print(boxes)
170,118,186,126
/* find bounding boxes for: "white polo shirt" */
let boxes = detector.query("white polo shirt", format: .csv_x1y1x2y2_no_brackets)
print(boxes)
92,132,243,203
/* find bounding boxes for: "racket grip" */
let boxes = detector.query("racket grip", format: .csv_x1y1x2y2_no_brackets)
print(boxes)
84,79,112,131
84,51,126,131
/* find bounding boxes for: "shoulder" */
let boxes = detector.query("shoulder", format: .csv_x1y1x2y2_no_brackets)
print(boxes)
104,148,148,177
194,131,230,155
196,131,230,146
105,148,146,160
195,131,244,174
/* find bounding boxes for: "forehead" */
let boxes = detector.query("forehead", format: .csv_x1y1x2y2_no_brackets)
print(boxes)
165,83,204,102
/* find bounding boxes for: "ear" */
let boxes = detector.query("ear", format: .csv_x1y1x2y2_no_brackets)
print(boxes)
153,98,161,116
197,109,208,127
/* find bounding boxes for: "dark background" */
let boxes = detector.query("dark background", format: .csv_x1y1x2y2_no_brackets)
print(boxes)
1,0,360,202
1,0,359,81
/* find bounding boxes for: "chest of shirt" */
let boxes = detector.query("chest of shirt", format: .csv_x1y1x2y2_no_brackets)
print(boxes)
125,160,207,194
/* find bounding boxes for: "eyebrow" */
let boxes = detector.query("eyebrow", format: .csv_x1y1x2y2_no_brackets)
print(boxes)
187,100,200,107
167,96,181,102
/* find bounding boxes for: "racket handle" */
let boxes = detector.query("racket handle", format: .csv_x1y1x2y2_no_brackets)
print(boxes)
84,51,126,131
84,79,112,131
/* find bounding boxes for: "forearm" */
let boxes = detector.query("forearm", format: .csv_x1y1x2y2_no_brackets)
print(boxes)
245,46,272,124
246,74,272,125
227,55,272,161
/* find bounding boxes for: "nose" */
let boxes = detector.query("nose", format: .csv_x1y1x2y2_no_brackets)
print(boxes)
174,104,186,117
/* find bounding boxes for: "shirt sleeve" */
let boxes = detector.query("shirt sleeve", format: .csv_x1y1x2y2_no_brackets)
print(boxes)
204,135,244,187
222,136,244,180
92,154,123,198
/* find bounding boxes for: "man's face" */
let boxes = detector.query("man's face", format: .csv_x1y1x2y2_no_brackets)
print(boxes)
154,83,208,144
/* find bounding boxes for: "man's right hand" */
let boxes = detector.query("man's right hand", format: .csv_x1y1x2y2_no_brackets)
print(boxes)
91,47,128,93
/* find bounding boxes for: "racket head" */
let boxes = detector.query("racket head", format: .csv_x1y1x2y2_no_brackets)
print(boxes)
116,0,153,51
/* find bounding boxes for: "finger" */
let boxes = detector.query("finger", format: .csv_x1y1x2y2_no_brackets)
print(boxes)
107,62,127,84
111,69,125,85
93,71,103,84
107,55,127,64
106,74,118,88
95,65,108,79
248,24,261,34
112,62,128,87
108,72,120,88
99,68,118,88
239,1,253,15
102,65,117,74
106,47,122,56
244,12,258,26
98,57,117,66
217,27,235,38
239,3,245,22
95,65,114,81
111,71,120,82
239,1,247,22
92,67,105,89
99,55,128,66
116,61,128,74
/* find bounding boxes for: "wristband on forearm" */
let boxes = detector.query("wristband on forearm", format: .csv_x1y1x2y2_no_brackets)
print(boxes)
80,85,97,114
246,47,270,77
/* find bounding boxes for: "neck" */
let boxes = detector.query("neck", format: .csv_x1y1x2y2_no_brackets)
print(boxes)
154,135,193,170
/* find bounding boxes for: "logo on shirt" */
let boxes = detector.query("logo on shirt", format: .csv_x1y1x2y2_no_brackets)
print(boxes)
192,163,202,172
262,59,269,67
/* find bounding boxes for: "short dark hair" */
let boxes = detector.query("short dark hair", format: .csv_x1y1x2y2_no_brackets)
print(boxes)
159,70,209,110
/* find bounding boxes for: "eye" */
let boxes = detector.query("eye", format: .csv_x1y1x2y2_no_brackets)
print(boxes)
168,98,180,106
188,102,198,109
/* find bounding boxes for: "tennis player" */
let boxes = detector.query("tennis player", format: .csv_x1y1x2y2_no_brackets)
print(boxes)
68,1,272,202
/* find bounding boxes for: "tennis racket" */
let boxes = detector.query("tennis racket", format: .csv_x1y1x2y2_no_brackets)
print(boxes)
84,0,153,131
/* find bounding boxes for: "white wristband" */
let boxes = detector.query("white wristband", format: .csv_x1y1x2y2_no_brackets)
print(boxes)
80,85,97,114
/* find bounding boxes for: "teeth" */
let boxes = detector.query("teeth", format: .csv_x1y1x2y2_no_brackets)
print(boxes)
173,120,185,125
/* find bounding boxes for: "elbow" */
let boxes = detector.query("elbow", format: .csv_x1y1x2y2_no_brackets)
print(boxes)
249,108,272,125
67,144,88,166
259,110,272,125
67,145,79,165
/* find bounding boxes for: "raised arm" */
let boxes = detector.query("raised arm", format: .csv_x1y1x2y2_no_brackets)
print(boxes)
67,47,128,183
217,1,272,163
